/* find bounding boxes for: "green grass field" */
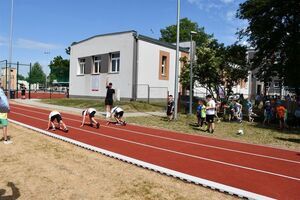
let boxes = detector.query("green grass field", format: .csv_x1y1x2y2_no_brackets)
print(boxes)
40,98,300,150
125,115,300,150
41,99,166,113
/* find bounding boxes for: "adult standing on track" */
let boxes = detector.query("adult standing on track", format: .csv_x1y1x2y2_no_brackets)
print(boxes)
105,80,115,119
206,95,216,133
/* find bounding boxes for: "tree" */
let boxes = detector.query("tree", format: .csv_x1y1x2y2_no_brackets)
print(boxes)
237,0,300,93
27,62,46,84
49,56,70,83
17,74,25,81
160,17,214,46
180,42,249,99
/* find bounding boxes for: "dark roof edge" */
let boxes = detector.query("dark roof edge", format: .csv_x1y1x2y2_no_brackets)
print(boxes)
71,30,137,46
71,30,189,53
137,35,189,53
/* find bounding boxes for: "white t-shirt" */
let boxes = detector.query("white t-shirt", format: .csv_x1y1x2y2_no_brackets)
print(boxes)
49,111,60,119
206,99,216,115
111,107,123,114
83,108,96,115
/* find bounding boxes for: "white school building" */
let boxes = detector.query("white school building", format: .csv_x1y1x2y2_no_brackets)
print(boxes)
69,30,189,100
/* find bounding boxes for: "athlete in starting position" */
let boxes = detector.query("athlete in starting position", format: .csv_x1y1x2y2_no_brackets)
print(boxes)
46,110,68,132
80,108,100,128
107,106,126,126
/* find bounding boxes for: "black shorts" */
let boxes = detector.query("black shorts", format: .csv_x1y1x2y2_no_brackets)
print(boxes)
206,114,215,123
105,98,113,106
89,111,96,118
167,111,173,116
50,114,62,123
114,111,124,118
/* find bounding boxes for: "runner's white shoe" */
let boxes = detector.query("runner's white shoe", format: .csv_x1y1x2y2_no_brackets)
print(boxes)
4,140,12,144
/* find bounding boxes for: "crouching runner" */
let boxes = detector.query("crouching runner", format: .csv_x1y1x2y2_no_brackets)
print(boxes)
107,106,126,126
46,110,68,133
80,108,100,128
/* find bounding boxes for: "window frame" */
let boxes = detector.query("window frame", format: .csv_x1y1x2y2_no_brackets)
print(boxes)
110,52,120,73
159,51,170,80
78,58,85,75
93,56,101,74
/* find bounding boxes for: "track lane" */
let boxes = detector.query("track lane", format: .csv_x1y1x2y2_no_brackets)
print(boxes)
10,103,300,163
9,104,300,199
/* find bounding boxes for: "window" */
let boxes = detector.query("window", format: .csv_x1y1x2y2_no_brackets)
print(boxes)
93,56,101,74
274,81,280,88
161,56,167,76
159,51,170,80
111,52,120,73
78,58,85,75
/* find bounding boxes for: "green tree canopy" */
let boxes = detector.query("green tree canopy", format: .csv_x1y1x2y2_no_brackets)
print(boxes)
49,56,70,83
27,62,46,84
160,17,214,46
237,0,300,93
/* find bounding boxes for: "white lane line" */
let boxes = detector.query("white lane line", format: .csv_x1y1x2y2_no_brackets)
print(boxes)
9,118,275,200
10,111,300,182
11,105,300,164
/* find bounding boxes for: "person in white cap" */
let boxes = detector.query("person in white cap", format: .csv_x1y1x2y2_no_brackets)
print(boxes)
80,108,100,128
107,106,126,126
46,110,68,132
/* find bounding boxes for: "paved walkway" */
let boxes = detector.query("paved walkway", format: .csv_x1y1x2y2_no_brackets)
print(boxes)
11,99,165,117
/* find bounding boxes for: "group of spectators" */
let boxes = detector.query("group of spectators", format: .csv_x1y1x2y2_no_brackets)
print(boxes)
166,92,300,132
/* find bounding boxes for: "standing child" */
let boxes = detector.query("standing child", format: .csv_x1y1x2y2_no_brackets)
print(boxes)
206,95,216,133
0,112,12,144
80,108,100,128
107,106,126,126
263,101,272,126
196,99,206,128
246,99,254,122
47,110,68,132
166,95,175,121
276,103,286,130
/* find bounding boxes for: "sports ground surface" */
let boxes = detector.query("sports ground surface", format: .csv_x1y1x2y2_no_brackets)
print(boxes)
7,102,300,199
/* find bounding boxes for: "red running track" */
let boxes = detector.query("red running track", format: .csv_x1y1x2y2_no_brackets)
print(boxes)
15,91,65,99
9,103,300,199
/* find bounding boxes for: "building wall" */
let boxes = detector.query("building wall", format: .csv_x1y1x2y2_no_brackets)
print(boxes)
137,40,184,99
69,32,135,99
1,68,17,90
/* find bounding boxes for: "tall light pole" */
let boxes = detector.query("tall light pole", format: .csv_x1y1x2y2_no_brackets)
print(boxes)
189,31,197,115
173,0,180,120
8,0,14,99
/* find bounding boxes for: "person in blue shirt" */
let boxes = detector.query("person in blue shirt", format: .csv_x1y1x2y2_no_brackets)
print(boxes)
196,99,206,128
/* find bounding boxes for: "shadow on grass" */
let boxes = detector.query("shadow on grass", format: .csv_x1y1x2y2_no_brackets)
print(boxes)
0,182,20,200
249,122,300,135
274,137,300,144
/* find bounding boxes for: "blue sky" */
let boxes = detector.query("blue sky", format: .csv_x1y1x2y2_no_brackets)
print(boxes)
0,0,247,75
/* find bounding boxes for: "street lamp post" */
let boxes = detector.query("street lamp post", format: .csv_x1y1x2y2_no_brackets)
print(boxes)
173,0,181,120
189,31,197,115
8,0,14,99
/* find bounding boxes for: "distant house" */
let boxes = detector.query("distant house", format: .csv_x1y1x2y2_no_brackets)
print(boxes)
1,67,17,90
69,30,189,100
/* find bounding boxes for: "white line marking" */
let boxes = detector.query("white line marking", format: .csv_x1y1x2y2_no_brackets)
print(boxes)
10,105,300,164
9,118,275,200
10,111,300,182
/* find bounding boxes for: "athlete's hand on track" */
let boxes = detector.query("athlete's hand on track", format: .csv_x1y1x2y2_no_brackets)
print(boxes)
80,124,84,127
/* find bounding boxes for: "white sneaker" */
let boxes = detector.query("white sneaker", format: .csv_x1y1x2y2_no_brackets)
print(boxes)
4,140,12,144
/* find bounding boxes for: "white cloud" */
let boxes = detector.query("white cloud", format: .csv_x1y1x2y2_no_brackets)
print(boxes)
187,0,234,10
0,35,7,46
226,10,236,21
16,38,62,50
220,0,234,4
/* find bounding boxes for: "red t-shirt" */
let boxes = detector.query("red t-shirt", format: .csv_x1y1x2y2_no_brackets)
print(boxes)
276,106,286,118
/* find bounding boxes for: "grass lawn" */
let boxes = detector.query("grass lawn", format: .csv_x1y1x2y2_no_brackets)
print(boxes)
40,98,299,150
41,98,166,113
126,115,300,151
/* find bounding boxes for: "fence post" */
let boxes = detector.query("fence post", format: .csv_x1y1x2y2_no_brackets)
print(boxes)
16,61,19,98
147,85,150,104
29,63,31,99
5,61,8,91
